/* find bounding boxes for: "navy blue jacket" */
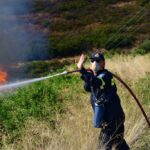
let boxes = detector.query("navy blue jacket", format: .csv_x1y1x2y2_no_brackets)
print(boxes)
80,68,125,126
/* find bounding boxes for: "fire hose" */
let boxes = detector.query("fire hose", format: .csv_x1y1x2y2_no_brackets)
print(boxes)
66,69,150,128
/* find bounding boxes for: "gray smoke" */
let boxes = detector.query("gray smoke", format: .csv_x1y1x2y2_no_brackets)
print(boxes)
0,0,49,65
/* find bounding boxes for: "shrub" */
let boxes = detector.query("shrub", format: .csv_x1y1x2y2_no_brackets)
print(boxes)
132,48,147,55
137,0,150,6
139,40,150,51
0,81,60,141
102,0,121,5
50,35,88,57
32,0,50,12
26,61,49,77
52,0,90,12
25,60,71,77
133,40,150,55
0,74,81,143
104,34,135,50
49,19,73,32
105,48,123,57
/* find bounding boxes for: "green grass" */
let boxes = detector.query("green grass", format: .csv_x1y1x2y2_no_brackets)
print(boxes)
0,74,81,144
133,40,150,55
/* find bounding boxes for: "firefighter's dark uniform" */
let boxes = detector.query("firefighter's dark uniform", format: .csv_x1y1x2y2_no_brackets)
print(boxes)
80,67,130,150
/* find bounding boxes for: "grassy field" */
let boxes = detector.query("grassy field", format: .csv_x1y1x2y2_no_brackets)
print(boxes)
0,54,150,150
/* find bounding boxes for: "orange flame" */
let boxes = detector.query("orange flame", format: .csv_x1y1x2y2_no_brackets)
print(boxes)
0,70,8,85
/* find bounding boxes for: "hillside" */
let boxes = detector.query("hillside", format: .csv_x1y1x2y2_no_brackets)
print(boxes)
0,54,150,149
11,0,149,80
31,0,150,57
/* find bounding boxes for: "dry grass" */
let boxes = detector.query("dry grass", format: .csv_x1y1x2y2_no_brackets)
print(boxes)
111,1,136,8
3,54,150,150
106,54,150,81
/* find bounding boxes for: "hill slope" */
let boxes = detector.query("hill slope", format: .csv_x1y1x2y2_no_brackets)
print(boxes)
31,0,150,57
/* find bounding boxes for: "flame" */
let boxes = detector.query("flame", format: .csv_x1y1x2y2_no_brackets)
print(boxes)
0,70,8,85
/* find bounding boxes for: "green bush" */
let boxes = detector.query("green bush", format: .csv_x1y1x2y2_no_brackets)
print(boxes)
32,0,49,12
102,0,121,5
133,40,150,55
25,60,71,77
0,74,81,143
49,20,75,32
133,48,147,55
0,81,59,141
50,35,88,57
26,61,49,77
137,0,150,6
104,48,123,58
104,34,135,50
55,0,90,11
139,40,150,51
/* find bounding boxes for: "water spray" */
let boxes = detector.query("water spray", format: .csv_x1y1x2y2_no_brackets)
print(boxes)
0,69,149,128
0,71,68,91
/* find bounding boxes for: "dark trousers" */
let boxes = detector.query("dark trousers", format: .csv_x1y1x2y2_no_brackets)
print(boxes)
98,122,130,150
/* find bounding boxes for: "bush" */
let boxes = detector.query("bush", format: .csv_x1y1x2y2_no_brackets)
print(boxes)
104,34,135,50
32,0,50,12
132,48,147,55
50,35,88,57
102,0,122,5
0,81,60,141
133,40,150,55
25,60,71,77
0,74,81,143
55,0,90,11
139,40,150,51
104,48,123,57
26,61,49,77
137,0,150,6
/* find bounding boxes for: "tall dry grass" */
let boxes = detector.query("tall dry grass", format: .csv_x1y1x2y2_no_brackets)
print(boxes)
106,54,150,81
3,54,150,150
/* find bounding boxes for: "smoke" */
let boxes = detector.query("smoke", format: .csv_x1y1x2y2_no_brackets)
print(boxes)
0,0,49,65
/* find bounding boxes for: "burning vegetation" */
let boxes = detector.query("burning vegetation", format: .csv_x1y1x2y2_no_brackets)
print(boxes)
0,70,7,84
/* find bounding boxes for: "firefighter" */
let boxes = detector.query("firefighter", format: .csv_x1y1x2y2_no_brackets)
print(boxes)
77,53,130,150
